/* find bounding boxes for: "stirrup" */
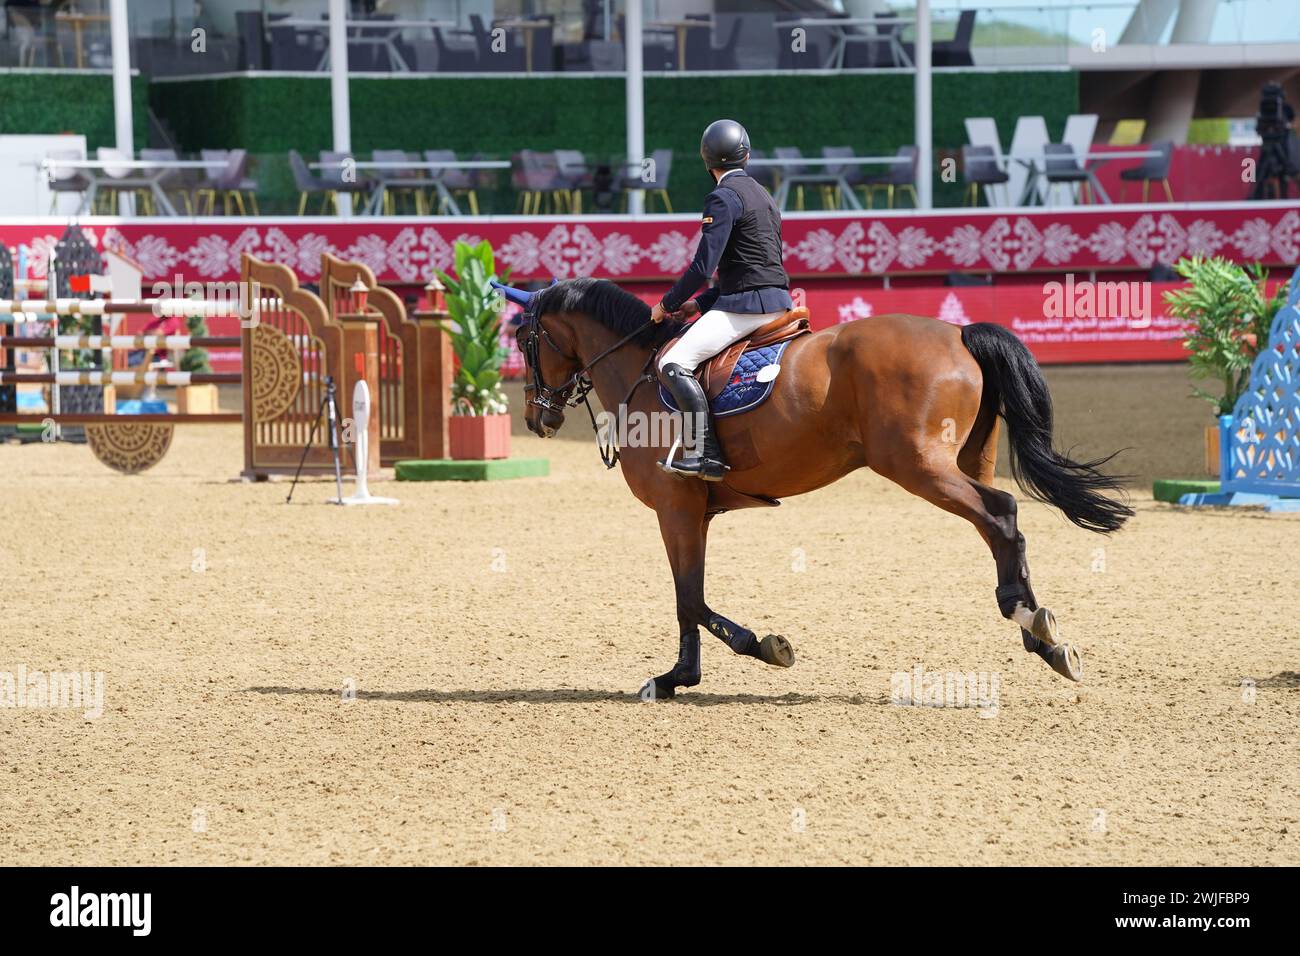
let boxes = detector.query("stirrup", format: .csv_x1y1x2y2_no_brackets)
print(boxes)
658,434,728,481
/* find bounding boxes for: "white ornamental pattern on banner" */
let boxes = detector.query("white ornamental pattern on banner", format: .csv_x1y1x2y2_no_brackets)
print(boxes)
4,210,1296,283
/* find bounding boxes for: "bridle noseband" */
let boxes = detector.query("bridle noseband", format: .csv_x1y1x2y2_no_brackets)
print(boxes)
519,305,656,468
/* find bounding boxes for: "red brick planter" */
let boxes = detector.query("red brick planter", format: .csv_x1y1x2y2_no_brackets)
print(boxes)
449,414,511,460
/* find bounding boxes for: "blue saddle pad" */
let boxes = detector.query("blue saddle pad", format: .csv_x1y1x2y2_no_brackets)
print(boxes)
658,340,791,418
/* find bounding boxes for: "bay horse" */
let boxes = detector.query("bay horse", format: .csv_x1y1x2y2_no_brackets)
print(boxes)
505,278,1131,699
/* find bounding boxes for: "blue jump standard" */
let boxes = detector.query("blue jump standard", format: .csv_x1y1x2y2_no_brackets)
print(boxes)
395,458,549,481
1178,490,1300,512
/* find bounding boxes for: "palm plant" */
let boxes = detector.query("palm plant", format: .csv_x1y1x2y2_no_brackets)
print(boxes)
436,240,510,416
1165,256,1289,415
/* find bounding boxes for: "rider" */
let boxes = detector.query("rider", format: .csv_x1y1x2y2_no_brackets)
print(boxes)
649,119,793,482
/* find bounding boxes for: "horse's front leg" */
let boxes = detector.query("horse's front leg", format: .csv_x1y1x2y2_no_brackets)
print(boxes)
642,505,794,701
642,504,709,700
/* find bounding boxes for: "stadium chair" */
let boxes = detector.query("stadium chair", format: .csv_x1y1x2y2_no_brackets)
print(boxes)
822,146,869,209
426,150,483,215
45,150,91,214
1119,141,1174,203
961,145,1009,207
1108,119,1146,146
372,150,429,215
196,150,259,215
1042,143,1096,205
864,145,919,209
140,148,193,216
288,150,333,215
618,149,673,213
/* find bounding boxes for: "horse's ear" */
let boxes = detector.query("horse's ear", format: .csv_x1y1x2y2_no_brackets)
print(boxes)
491,280,534,308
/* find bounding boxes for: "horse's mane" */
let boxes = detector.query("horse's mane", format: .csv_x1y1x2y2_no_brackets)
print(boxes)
534,278,683,347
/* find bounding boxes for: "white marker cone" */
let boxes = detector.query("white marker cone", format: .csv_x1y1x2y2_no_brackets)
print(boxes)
333,379,398,506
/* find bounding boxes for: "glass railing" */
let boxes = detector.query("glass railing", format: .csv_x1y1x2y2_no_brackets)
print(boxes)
942,0,1300,68
3,1,1296,77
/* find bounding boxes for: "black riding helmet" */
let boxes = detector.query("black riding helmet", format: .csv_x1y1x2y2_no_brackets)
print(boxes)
700,119,750,171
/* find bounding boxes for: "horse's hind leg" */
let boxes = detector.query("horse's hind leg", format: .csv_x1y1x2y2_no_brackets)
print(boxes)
883,460,1083,682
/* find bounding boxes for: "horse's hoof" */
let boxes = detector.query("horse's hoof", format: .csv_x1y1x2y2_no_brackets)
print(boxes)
1039,641,1084,682
1031,606,1058,646
759,634,795,668
639,678,675,701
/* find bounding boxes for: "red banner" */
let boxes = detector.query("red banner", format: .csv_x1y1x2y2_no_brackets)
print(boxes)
1,202,1297,285
492,278,1203,368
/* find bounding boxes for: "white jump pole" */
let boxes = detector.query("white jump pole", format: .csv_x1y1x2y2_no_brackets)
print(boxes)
332,379,397,506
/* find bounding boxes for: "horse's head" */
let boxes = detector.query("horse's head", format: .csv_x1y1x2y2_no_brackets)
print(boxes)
498,281,582,437
499,278,665,441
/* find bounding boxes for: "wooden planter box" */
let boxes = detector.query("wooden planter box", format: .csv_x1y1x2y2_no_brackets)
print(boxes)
449,414,510,460
179,383,219,414
1205,424,1220,476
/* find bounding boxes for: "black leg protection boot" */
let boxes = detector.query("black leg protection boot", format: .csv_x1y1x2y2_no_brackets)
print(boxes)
705,613,761,659
659,363,727,482
642,629,701,701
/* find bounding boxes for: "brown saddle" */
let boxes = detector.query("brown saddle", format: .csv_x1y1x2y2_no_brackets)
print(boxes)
661,307,811,401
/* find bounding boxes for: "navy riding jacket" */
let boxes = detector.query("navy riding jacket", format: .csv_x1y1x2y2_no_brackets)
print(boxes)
661,170,793,315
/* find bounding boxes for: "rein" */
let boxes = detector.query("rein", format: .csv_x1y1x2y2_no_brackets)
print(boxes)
522,309,658,469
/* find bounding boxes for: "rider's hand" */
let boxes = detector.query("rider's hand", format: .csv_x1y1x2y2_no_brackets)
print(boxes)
650,301,668,324
677,300,701,321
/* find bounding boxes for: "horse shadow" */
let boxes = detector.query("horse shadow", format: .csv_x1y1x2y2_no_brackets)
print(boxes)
243,685,892,707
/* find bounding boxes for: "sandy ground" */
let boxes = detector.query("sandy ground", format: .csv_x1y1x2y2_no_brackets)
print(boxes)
1,411,1296,867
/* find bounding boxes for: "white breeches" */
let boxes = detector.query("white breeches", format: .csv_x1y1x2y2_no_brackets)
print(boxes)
657,309,788,372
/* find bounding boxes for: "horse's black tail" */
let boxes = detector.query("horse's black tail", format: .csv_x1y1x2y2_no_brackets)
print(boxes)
960,322,1132,534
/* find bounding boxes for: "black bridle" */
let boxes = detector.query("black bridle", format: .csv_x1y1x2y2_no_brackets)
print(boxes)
520,305,657,469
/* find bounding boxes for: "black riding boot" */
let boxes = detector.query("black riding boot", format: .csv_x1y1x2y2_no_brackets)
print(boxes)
659,363,727,482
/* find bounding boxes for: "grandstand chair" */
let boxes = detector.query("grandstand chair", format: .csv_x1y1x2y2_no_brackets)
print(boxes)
140,149,193,215
425,150,481,215
372,150,429,215
514,151,568,214
432,26,478,70
961,145,1009,206
11,9,63,68
864,146,919,209
45,150,90,214
1108,119,1146,146
1119,141,1174,203
288,150,333,215
618,149,673,213
687,15,743,71
821,146,869,210
317,150,376,214
197,150,259,215
1043,143,1097,205
772,147,810,210
932,10,975,66
94,149,162,215
745,149,777,192
554,150,594,213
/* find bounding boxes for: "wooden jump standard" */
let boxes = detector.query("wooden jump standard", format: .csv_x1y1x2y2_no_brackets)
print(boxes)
0,252,452,477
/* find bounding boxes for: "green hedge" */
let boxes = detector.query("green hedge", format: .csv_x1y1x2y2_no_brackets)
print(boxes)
147,70,1078,214
0,73,149,150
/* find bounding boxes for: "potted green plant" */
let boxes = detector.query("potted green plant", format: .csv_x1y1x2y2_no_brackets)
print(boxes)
178,311,216,414
1165,256,1288,473
436,240,511,460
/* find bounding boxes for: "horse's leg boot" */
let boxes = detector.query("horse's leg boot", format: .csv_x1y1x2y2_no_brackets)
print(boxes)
644,629,701,700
